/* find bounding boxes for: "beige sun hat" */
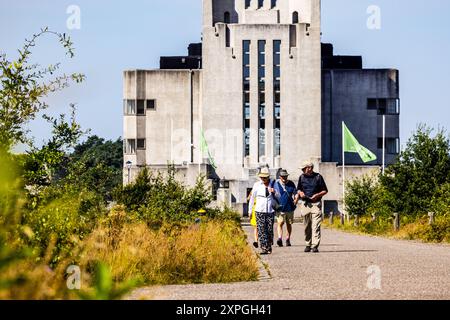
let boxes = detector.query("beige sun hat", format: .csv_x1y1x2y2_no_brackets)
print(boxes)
300,161,314,170
258,167,271,178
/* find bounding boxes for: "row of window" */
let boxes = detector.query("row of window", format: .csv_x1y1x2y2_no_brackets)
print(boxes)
243,40,281,159
258,40,266,158
274,40,281,156
368,98,400,115
124,139,146,154
124,99,156,115
245,0,277,9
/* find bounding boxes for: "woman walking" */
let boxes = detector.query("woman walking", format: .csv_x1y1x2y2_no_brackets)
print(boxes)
248,167,276,255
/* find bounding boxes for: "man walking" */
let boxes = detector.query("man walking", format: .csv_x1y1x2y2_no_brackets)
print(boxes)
297,161,328,253
273,169,297,247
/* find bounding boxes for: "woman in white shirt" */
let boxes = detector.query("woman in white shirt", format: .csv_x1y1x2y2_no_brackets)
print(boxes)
248,167,276,255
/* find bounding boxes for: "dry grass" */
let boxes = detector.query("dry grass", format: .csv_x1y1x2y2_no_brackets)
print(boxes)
77,218,259,286
323,215,450,244
1,206,259,299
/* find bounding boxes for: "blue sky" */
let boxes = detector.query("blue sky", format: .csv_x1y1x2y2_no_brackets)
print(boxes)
1,0,450,148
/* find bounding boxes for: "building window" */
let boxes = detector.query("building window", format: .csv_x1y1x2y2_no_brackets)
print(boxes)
292,11,299,24
274,40,281,157
245,0,251,9
387,138,400,154
124,139,136,155
146,99,156,110
224,11,230,24
124,100,136,115
271,0,277,8
368,98,400,115
137,139,146,150
367,98,377,110
243,40,251,157
258,0,264,9
378,138,400,154
258,40,266,158
137,100,145,115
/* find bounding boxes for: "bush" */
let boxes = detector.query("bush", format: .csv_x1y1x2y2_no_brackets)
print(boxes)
22,191,104,266
344,174,379,217
114,166,213,225
380,125,450,217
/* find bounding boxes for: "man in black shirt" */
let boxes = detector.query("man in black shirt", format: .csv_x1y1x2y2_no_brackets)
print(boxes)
296,161,328,253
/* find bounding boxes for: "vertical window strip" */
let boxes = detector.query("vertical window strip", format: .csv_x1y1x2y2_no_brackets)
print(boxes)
243,40,251,157
274,40,281,156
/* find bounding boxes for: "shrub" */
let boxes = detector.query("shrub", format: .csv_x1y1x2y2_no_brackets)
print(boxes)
344,174,379,217
115,166,213,225
22,191,104,266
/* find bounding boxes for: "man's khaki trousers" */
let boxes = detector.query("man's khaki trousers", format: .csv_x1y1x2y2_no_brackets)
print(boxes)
301,203,322,249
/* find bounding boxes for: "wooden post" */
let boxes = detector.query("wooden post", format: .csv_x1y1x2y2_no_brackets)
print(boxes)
354,215,360,227
340,212,345,225
393,212,400,231
329,211,334,225
428,212,435,225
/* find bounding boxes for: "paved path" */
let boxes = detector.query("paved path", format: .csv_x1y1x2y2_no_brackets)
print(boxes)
127,223,450,300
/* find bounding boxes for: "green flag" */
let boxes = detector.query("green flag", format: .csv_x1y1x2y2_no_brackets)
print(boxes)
200,129,217,170
343,122,377,163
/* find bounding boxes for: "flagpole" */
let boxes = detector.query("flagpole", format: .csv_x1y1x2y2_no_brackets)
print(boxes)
342,121,346,223
382,115,386,175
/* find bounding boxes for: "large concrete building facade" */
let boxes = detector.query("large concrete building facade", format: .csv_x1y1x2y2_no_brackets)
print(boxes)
123,0,400,216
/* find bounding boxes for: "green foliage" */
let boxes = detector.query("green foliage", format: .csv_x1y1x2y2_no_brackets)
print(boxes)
432,183,450,217
22,191,104,266
0,150,31,291
344,174,379,217
66,136,123,201
380,125,450,216
77,262,141,300
114,166,214,225
22,105,86,192
0,27,84,150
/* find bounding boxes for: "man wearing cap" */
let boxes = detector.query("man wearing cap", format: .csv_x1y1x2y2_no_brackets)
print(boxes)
273,169,297,247
248,167,277,255
297,161,328,253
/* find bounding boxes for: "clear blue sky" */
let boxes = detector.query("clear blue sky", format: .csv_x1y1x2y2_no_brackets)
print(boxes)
1,0,449,148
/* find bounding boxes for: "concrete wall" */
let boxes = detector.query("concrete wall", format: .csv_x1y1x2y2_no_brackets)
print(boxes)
322,69,400,166
201,0,321,182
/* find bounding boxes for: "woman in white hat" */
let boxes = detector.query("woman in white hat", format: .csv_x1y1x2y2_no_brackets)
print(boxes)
248,167,277,255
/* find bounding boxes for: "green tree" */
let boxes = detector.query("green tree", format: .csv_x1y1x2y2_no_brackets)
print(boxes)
66,136,123,201
380,125,450,216
345,174,379,217
0,27,84,150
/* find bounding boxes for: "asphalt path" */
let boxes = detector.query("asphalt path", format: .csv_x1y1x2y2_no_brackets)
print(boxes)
128,222,450,300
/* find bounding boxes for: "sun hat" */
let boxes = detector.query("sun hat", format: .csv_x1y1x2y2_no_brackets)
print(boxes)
258,167,271,178
300,161,314,170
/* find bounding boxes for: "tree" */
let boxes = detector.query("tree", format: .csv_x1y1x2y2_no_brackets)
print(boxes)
345,174,379,217
0,27,84,150
22,105,85,193
380,125,450,216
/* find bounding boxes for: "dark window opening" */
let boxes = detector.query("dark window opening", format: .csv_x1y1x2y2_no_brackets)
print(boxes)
271,0,277,8
367,98,377,110
137,100,145,115
258,0,264,9
137,139,146,150
245,0,251,9
146,99,156,110
292,11,299,24
224,12,230,24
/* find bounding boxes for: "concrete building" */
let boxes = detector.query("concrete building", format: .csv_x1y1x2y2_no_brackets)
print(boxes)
123,0,400,216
